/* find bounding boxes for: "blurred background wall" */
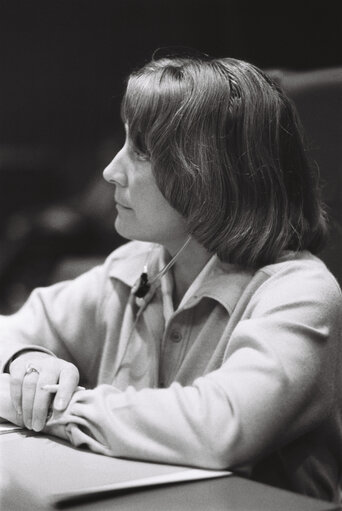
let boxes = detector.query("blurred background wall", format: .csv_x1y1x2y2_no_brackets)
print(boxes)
0,0,341,312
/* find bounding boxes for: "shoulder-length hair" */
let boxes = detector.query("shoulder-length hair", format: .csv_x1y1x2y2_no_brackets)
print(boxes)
121,56,327,268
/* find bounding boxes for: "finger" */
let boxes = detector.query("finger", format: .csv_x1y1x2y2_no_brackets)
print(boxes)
9,362,28,416
22,371,40,429
54,365,79,411
31,376,57,432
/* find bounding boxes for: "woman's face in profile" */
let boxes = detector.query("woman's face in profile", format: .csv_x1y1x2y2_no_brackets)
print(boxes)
103,127,188,248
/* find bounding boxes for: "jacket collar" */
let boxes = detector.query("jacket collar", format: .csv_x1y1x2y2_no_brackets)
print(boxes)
178,255,255,315
109,242,160,289
109,241,254,315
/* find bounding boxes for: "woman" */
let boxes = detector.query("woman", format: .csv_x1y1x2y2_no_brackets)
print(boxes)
1,55,341,503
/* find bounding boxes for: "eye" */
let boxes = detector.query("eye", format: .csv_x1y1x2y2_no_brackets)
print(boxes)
133,148,150,162
125,131,150,162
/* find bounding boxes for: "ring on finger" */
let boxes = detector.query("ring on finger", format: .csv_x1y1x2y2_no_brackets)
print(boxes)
25,364,40,377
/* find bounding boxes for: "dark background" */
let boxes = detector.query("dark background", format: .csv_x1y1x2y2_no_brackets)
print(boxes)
0,0,341,312
1,1,341,190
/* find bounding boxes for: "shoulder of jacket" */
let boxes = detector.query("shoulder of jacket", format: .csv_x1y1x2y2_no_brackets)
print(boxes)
252,250,342,303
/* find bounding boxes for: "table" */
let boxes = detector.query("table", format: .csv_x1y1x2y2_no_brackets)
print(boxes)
1,430,340,511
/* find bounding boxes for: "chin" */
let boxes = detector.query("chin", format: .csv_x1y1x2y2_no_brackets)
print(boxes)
114,220,133,241
114,218,185,246
115,219,147,243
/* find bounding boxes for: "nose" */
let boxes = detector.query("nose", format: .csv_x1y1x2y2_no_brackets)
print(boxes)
103,148,128,187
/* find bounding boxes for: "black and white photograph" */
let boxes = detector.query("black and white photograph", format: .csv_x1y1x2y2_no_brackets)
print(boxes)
0,1,341,510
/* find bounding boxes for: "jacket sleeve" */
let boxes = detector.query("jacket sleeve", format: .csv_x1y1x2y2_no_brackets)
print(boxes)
45,263,342,469
0,263,107,384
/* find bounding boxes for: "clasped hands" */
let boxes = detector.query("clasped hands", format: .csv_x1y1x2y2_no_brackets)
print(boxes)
7,351,80,432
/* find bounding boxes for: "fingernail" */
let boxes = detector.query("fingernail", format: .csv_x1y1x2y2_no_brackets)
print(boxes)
54,399,64,411
32,420,41,432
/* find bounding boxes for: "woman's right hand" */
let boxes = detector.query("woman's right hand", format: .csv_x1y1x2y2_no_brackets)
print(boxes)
9,351,80,432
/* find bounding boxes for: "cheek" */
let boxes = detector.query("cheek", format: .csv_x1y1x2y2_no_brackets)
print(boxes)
131,173,187,233
150,200,187,233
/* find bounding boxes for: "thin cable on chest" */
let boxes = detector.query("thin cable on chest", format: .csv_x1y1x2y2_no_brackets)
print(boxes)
132,236,191,299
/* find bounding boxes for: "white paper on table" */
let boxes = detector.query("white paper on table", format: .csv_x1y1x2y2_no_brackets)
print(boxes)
1,432,231,507
54,467,232,505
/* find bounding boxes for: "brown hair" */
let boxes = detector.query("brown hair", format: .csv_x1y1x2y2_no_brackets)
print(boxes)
121,56,327,268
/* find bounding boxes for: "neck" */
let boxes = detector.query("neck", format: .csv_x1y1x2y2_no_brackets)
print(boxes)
164,237,212,308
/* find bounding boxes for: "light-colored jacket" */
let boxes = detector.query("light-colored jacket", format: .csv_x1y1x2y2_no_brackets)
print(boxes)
1,241,342,502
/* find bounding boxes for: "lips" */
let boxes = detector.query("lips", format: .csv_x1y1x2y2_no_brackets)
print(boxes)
115,197,132,209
